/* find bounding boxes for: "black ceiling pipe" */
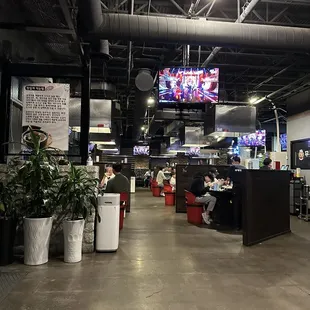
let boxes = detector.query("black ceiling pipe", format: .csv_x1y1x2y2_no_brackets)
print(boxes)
89,14,310,50
77,0,111,59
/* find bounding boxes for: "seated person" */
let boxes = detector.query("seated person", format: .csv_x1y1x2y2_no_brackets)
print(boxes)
100,166,115,188
156,166,166,197
170,170,176,191
209,167,219,182
190,172,217,225
260,158,272,170
105,163,130,194
143,170,151,187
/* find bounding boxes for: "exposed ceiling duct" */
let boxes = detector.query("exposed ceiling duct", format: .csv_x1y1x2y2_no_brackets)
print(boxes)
77,0,111,59
90,14,310,50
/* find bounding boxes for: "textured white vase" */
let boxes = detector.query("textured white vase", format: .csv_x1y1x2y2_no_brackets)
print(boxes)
24,217,53,266
63,219,85,263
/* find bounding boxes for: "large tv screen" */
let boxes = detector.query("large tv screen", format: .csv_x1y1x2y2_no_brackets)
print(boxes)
133,145,149,156
159,68,219,104
291,139,310,169
238,130,266,147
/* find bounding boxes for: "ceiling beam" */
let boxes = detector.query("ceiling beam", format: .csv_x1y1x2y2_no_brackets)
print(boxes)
169,0,187,15
201,0,261,67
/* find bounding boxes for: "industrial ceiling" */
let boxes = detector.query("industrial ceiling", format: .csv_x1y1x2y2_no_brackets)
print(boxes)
1,0,310,140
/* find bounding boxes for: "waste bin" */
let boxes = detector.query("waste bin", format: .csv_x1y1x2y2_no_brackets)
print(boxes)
96,194,120,252
165,192,175,206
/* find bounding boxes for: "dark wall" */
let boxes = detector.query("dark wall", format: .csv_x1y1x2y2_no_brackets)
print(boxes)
242,170,290,246
175,165,230,213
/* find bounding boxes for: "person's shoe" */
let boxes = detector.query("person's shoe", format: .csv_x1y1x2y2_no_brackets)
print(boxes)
202,213,211,225
160,193,165,197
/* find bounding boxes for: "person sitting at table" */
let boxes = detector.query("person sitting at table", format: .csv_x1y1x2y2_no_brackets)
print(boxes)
260,158,272,170
190,172,217,225
143,170,151,187
105,163,130,194
209,167,219,182
170,170,176,191
100,166,115,188
156,166,166,197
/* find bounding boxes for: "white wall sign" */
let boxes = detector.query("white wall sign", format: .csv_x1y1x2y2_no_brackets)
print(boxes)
22,83,70,151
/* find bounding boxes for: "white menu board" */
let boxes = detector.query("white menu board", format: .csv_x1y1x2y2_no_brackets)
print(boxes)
22,83,69,150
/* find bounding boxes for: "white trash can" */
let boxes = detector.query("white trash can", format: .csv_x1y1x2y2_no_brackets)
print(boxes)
96,194,120,252
130,177,136,193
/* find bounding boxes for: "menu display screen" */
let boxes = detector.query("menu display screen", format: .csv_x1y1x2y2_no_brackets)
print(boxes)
133,145,149,156
238,130,266,147
291,139,310,169
159,68,219,104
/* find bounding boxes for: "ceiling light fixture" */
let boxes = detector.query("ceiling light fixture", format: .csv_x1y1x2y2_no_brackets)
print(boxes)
249,97,259,105
147,97,155,105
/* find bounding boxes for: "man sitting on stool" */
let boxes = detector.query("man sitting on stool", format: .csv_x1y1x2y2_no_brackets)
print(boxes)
190,172,217,225
105,163,130,194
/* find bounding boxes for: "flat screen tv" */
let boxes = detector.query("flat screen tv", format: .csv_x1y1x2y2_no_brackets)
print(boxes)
186,147,201,156
280,133,287,151
158,67,219,104
291,138,310,169
238,130,266,147
133,145,149,156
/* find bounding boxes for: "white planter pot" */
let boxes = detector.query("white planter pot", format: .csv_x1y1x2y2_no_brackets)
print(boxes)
24,217,53,266
63,219,85,263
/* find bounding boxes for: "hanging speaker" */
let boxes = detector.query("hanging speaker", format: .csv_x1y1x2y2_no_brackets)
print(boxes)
135,69,154,92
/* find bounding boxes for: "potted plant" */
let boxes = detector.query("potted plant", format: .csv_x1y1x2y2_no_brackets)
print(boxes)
0,173,22,266
57,163,99,263
16,131,60,265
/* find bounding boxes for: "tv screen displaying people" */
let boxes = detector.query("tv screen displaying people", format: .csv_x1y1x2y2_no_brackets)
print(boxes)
158,67,219,104
238,130,266,147
291,139,310,169
133,145,149,156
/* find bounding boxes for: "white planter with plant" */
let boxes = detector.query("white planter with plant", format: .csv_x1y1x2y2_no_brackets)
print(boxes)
16,130,60,266
58,164,99,263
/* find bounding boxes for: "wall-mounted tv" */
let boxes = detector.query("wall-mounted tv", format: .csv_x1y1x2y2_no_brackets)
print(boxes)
158,68,219,104
238,130,266,147
280,133,287,151
186,147,201,156
291,138,310,169
133,145,149,156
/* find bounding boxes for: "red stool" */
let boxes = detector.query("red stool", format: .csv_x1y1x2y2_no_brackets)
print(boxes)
119,192,128,231
151,180,158,195
164,184,172,193
185,190,204,225
153,186,161,197
165,192,175,206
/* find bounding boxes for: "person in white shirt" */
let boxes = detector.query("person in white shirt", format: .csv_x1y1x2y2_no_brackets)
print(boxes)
100,166,115,188
143,170,151,188
170,171,176,192
156,166,166,196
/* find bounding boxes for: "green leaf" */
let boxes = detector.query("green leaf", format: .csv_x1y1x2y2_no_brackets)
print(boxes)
0,203,5,212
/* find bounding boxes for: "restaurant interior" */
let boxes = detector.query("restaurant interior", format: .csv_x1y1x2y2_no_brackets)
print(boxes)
2,0,310,308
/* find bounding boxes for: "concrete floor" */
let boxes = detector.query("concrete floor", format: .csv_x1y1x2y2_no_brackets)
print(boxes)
1,189,310,309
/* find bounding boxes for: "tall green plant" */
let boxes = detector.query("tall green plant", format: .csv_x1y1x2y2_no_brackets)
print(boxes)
57,164,100,221
15,130,61,218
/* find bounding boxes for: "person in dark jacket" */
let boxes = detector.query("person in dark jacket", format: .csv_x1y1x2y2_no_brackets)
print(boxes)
260,158,272,170
190,172,217,225
105,163,130,194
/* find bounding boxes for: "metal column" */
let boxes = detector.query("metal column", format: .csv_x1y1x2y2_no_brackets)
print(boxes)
0,61,12,163
80,47,91,165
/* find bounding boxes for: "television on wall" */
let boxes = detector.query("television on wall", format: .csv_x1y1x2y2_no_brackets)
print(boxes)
186,147,201,156
133,145,149,156
291,138,310,169
158,67,219,105
238,130,266,147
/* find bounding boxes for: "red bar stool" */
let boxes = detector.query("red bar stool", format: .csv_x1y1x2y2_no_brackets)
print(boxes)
185,190,204,225
119,192,128,231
